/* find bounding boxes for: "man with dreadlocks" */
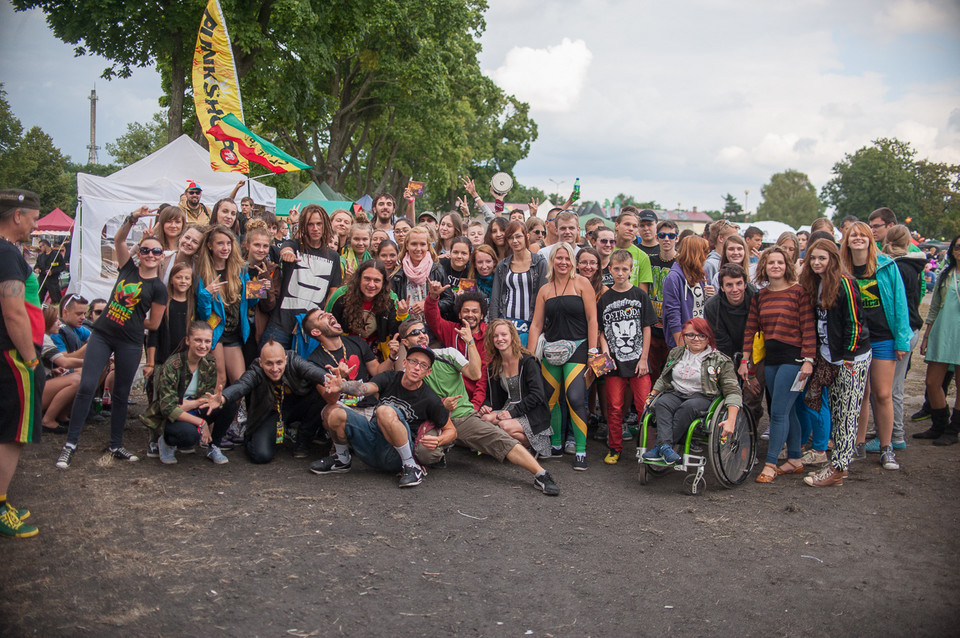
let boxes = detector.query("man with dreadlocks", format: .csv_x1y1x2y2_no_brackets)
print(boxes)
260,204,342,349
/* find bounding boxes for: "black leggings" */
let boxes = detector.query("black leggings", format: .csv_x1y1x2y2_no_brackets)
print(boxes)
66,331,142,448
245,392,324,464
163,404,238,448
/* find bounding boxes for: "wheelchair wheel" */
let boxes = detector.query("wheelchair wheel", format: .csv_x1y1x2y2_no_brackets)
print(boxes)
708,404,758,488
683,474,705,495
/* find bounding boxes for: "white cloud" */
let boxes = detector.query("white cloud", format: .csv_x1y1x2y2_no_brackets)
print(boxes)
485,38,593,113
874,0,960,35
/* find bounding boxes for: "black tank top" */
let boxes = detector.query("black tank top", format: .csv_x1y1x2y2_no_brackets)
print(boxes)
544,294,587,342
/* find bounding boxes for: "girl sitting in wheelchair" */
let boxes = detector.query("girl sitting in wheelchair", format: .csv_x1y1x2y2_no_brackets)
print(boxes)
642,318,741,464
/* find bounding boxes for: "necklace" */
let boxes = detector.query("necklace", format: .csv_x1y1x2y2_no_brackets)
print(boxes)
321,341,346,365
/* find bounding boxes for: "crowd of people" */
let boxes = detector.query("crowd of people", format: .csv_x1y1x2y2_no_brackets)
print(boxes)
1,183,957,539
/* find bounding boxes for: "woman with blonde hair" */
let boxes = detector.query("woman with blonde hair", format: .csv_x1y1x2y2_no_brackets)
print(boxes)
195,224,254,386
662,235,709,348
527,243,600,470
329,209,354,252
390,225,445,321
839,221,912,470
481,319,552,457
711,234,753,290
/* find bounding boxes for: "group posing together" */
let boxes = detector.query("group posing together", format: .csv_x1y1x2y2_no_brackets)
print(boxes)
2,184,958,537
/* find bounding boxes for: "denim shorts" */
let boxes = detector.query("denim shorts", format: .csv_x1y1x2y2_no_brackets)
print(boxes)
871,339,896,361
343,405,413,472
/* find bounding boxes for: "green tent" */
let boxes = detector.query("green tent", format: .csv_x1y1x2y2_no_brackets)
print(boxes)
275,181,353,218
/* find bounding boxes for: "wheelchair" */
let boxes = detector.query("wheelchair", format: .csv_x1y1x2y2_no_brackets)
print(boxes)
635,394,757,495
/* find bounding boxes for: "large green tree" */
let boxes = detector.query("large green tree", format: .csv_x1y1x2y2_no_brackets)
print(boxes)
756,169,824,227
914,160,960,240
820,138,919,223
105,111,168,165
0,126,74,212
19,0,536,209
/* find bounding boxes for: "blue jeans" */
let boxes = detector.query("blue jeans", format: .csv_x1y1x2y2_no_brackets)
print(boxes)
796,387,831,452
260,323,293,349
764,362,803,465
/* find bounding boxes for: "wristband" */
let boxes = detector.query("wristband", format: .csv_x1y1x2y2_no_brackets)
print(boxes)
23,358,39,368
802,357,814,364
390,355,399,361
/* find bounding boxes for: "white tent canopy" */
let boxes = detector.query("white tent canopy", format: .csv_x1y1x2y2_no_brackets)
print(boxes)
741,220,796,243
70,135,276,301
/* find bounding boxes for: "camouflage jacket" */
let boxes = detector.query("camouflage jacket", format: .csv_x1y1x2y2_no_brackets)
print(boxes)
140,351,219,432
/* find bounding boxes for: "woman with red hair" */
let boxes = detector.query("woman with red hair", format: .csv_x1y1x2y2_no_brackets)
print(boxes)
642,318,741,465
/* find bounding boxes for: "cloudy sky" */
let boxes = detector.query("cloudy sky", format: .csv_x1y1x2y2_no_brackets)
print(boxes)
2,0,959,214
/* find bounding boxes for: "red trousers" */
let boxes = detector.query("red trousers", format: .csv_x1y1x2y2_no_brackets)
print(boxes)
604,374,652,451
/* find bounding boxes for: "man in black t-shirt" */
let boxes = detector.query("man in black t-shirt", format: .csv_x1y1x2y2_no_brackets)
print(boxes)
647,219,678,381
300,309,392,457
0,189,43,538
312,345,455,488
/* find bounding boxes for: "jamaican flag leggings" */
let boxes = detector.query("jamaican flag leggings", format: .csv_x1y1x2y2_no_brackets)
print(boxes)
541,343,589,454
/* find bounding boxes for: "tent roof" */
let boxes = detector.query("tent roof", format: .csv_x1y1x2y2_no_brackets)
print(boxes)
95,135,276,209
295,182,325,199
35,208,74,231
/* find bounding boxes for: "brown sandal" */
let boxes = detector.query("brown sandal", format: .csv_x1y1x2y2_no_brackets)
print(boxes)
755,465,777,483
776,460,804,475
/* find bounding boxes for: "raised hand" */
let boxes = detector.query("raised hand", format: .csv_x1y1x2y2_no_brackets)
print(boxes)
287,203,302,226
388,332,401,360
403,187,413,200
428,280,451,299
409,300,425,316
529,197,540,215
396,298,409,317
323,365,344,395
460,176,478,198
206,274,225,295
456,320,473,343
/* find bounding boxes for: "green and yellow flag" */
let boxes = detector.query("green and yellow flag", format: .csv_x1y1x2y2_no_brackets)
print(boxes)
207,113,313,174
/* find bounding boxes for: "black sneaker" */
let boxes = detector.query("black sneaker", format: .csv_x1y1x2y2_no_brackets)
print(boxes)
309,455,351,474
56,446,75,469
592,424,609,441
573,455,588,471
146,441,160,458
911,407,931,421
109,446,140,462
534,471,560,496
398,464,425,488
293,437,310,459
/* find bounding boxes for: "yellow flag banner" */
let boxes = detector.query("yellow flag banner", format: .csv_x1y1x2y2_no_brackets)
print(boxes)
192,0,246,172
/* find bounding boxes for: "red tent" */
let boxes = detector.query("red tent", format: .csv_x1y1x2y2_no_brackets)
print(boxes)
34,208,74,232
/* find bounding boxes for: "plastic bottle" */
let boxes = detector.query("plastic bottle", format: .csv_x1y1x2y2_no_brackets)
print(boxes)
572,178,581,202
102,388,112,409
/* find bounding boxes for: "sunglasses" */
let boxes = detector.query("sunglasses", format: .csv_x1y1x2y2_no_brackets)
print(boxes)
598,238,616,245
139,246,164,256
530,229,544,236
62,293,89,306
405,328,428,339
658,232,678,239
186,189,201,194
91,309,103,316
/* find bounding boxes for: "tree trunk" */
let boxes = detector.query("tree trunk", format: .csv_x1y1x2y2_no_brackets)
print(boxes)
168,43,186,142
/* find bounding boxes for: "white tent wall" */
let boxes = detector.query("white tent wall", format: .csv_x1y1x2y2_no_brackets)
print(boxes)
70,136,276,301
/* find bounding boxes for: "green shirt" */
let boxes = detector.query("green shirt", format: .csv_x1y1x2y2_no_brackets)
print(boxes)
626,244,653,288
422,347,473,419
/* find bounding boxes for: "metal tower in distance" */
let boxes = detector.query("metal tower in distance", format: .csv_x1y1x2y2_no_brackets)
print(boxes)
87,89,99,165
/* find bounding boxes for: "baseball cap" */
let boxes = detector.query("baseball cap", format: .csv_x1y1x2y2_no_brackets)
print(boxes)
638,209,658,223
418,211,439,224
0,189,41,211
406,345,435,365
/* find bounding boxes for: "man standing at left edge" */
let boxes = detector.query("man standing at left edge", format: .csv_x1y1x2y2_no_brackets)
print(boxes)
0,190,44,538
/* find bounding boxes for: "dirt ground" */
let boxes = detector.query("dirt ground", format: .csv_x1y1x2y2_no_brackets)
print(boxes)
3,314,959,637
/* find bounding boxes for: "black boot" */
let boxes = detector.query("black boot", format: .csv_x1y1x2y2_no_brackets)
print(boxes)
914,407,950,439
932,409,960,446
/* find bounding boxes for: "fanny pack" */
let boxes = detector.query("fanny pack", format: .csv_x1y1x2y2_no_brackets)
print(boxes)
540,338,585,366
